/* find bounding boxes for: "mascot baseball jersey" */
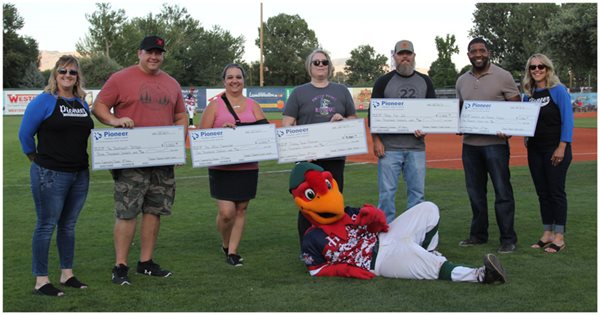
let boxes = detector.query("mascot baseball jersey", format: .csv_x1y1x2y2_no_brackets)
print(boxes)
301,207,378,275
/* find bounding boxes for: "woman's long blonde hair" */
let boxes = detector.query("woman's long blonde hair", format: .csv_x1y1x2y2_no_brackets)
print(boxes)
521,53,561,97
44,55,86,98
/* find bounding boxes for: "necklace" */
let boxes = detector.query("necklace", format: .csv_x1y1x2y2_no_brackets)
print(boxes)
227,94,244,109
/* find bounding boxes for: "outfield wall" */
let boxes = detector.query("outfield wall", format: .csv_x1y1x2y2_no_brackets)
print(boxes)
3,87,596,115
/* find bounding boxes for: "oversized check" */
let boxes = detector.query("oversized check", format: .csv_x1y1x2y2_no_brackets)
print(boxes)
459,100,540,136
91,126,185,170
189,124,278,167
369,98,459,133
276,118,368,163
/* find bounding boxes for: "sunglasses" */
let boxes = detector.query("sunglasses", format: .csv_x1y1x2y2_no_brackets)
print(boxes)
312,59,329,67
58,68,79,76
529,64,546,71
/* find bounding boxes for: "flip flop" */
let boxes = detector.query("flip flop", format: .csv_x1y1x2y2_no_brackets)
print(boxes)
531,240,552,249
34,283,65,296
545,243,566,253
61,277,88,289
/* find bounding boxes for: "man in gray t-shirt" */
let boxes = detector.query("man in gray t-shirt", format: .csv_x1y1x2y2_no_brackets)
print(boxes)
368,40,436,223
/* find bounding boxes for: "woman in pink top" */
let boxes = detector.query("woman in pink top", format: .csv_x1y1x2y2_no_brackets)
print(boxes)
199,64,267,267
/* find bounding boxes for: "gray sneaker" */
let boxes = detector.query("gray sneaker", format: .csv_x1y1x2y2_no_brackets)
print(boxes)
497,243,516,254
112,264,131,285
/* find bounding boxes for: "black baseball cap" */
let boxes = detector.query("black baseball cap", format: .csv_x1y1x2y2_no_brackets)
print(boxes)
140,35,166,52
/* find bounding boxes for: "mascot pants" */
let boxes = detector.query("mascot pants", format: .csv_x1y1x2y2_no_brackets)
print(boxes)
374,201,481,282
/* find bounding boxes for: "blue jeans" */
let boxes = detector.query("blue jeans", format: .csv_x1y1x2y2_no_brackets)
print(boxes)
527,144,572,234
30,163,89,276
377,150,426,223
462,144,516,245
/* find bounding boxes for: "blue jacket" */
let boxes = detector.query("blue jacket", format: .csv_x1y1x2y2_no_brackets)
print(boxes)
523,84,573,143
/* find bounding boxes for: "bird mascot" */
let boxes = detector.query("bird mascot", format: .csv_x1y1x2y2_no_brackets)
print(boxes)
289,162,507,284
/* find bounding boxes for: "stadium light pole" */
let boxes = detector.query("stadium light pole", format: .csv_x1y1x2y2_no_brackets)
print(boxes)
259,2,264,87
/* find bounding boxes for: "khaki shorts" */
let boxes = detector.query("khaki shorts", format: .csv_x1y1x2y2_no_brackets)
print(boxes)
113,166,175,219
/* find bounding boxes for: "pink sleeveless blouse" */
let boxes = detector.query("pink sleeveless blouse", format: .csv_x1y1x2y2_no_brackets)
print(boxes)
209,96,259,171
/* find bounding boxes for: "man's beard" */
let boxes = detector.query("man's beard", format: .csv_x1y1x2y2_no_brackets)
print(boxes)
469,56,489,71
396,61,415,76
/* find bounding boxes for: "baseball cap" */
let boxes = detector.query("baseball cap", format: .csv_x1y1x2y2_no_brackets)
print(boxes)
394,40,414,54
140,35,166,52
289,162,324,192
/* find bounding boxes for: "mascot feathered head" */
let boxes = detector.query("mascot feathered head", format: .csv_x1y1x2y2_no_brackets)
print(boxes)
289,162,345,225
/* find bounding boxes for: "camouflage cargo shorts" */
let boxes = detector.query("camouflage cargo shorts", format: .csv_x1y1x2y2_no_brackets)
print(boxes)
113,166,175,219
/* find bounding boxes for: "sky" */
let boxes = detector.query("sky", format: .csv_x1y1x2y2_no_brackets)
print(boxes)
12,0,479,71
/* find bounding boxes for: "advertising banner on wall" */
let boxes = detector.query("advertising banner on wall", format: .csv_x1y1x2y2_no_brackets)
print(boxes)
570,92,597,112
247,87,286,112
349,87,373,111
196,89,207,111
4,90,42,115
205,88,247,106
6,88,597,115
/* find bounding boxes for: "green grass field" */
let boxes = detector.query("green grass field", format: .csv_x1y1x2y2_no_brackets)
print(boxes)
3,115,597,311
574,117,598,128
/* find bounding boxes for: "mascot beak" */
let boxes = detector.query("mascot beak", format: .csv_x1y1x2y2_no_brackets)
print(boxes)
292,170,345,225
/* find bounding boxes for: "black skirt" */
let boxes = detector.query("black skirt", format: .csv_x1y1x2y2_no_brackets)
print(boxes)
208,169,258,201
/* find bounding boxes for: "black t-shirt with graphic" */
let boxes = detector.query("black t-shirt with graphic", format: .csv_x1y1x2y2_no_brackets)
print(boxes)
527,88,562,150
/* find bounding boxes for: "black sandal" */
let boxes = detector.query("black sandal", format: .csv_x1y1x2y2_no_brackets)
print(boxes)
545,243,566,253
34,283,65,296
531,239,552,249
61,276,88,289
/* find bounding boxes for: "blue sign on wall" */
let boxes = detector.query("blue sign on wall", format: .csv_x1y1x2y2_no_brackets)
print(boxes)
247,87,287,112
570,92,597,112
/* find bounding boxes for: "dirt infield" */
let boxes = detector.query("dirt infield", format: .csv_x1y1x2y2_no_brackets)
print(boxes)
348,127,596,169
271,112,596,169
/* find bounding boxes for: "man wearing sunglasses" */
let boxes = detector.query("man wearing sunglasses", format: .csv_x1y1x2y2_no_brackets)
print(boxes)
368,40,436,224
455,37,521,254
93,35,188,285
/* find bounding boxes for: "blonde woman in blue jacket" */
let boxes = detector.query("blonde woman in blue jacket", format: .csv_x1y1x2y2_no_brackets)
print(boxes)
522,53,574,254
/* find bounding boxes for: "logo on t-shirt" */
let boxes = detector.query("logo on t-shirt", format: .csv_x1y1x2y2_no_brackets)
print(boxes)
60,105,88,117
139,82,173,110
529,96,550,107
313,94,337,116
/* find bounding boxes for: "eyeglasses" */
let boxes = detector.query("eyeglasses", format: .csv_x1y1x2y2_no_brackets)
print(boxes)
58,68,78,76
529,64,546,71
312,59,329,67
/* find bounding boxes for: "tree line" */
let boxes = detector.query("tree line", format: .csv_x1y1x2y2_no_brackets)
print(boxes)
3,2,597,90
